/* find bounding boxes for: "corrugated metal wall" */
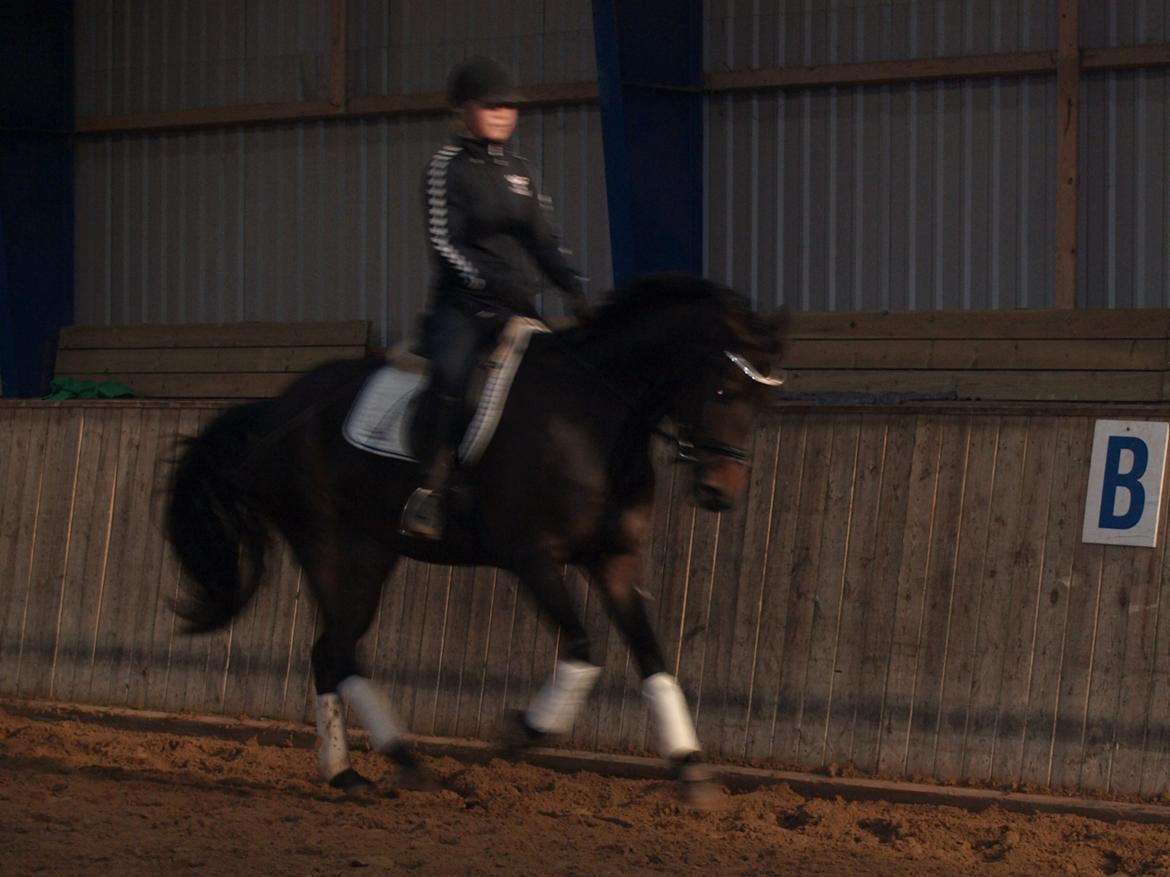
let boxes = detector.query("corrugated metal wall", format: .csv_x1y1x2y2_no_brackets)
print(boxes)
7,400,1170,798
70,2,1170,323
73,0,609,345
703,0,1170,311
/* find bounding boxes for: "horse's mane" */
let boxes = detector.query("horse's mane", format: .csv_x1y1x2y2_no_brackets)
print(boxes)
580,273,776,355
591,273,750,326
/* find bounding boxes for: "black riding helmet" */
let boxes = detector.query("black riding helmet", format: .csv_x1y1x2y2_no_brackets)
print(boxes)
447,56,521,107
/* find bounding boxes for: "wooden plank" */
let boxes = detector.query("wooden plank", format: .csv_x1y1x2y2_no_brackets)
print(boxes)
781,338,1170,372
692,477,751,759
823,415,889,770
928,417,1002,783
280,567,319,724
1018,417,1094,788
463,567,517,742
1078,542,1137,794
51,410,120,703
714,419,783,759
844,414,917,773
396,560,438,733
58,320,372,349
1138,507,1170,797
672,493,723,757
1083,44,1170,71
16,408,83,699
250,542,309,720
1109,473,1170,796
1048,422,1106,792
66,372,301,399
433,566,480,738
704,51,1056,92
779,369,1166,402
56,345,365,376
786,310,1170,340
797,415,861,770
1054,0,1080,310
770,415,835,765
0,412,49,698
958,417,1030,783
874,414,938,777
411,565,454,736
84,406,145,706
107,408,167,708
329,0,347,110
989,417,1060,787
903,417,970,780
743,416,807,763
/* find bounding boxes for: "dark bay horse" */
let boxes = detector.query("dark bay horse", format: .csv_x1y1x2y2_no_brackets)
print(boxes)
165,273,787,804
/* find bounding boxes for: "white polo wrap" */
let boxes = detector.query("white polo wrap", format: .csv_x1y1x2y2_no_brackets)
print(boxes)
642,672,700,758
526,660,602,735
338,675,405,752
315,692,352,780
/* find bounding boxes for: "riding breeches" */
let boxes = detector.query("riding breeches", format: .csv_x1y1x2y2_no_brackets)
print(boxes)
426,298,508,406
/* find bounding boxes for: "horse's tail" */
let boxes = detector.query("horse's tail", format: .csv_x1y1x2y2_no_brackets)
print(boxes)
166,401,272,634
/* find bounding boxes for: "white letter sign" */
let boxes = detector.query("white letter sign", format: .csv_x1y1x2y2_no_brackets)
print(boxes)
1082,420,1168,548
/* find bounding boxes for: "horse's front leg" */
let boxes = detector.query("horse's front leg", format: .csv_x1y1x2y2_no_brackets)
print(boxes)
593,551,718,807
505,549,602,746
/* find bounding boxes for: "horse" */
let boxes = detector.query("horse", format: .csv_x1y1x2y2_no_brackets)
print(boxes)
165,273,788,805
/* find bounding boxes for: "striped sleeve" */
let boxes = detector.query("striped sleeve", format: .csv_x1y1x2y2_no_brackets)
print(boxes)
426,145,485,290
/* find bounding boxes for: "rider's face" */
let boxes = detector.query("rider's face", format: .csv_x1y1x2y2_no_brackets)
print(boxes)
464,101,518,143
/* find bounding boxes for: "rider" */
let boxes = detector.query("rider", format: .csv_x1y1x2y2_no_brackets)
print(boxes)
401,56,591,540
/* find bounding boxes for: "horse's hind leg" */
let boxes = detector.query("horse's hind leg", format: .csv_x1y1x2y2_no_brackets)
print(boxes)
300,533,432,794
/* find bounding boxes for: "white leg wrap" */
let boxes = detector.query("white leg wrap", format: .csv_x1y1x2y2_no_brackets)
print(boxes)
338,675,405,752
642,672,700,759
315,693,352,780
526,660,602,735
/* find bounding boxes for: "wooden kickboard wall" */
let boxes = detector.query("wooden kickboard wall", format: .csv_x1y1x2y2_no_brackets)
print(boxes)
6,400,1170,799
782,309,1170,402
54,321,373,398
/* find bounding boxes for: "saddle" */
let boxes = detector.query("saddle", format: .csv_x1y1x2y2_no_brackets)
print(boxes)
343,316,549,465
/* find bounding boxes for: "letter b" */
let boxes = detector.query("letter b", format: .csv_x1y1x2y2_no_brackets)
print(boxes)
1098,435,1148,530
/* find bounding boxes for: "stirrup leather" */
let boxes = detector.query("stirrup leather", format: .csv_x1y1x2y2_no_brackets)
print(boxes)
400,486,445,539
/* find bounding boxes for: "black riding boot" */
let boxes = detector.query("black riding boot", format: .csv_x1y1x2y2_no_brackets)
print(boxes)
400,393,459,540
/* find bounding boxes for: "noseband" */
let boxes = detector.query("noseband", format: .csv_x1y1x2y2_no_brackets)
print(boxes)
661,350,782,468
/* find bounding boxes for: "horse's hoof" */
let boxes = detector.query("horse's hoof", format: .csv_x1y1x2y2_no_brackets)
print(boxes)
673,758,722,811
500,709,550,755
328,767,376,797
397,763,440,792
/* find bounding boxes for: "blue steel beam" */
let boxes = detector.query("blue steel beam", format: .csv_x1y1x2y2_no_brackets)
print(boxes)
592,0,703,288
0,2,74,397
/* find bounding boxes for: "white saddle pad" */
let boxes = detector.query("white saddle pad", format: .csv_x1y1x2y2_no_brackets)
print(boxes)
342,317,549,465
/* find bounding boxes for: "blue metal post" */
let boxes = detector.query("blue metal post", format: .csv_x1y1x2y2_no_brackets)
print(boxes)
0,1,74,397
591,0,703,288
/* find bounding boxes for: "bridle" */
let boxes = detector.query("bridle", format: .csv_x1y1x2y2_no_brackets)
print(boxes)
659,349,783,468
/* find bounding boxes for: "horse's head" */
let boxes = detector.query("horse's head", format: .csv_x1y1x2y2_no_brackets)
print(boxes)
584,274,789,511
676,302,789,512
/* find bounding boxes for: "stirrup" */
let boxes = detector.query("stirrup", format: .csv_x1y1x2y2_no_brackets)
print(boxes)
400,487,445,540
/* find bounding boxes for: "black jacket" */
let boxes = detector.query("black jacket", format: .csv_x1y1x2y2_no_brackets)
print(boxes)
424,134,584,317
